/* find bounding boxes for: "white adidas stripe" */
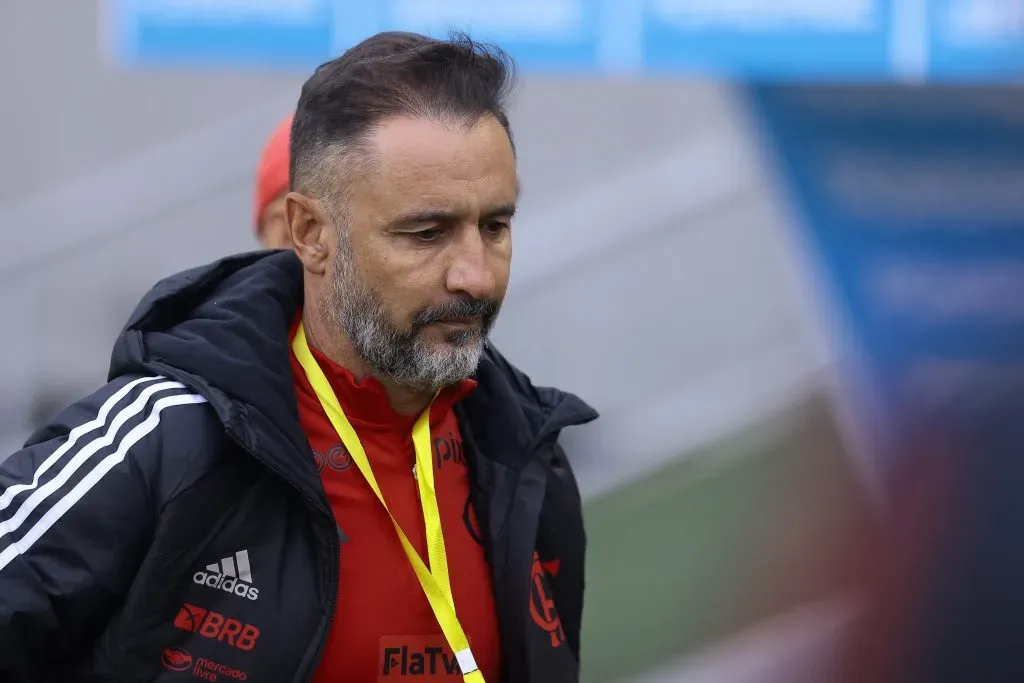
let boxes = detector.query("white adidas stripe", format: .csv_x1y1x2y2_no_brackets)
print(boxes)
235,549,252,583
0,376,161,511
206,550,253,583
0,391,208,573
0,379,187,542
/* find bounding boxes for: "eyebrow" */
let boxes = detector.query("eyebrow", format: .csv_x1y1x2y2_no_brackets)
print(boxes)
389,202,517,229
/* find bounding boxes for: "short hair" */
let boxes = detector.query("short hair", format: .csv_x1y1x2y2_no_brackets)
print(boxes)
289,31,517,208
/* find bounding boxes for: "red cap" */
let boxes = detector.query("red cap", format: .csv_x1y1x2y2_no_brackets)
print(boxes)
253,114,293,230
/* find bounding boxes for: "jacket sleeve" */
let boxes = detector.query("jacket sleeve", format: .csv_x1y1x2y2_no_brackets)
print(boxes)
0,374,208,681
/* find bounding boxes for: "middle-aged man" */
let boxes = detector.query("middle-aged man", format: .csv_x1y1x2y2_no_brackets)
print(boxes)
0,31,597,683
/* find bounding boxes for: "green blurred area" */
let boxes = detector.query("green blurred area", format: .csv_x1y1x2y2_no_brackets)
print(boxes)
580,396,871,682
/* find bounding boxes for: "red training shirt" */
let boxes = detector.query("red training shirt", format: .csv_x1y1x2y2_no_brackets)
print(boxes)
289,318,501,682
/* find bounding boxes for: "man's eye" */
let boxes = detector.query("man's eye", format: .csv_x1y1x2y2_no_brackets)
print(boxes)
483,221,510,235
410,229,443,243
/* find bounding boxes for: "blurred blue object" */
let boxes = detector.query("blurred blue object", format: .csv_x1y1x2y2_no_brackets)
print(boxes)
106,0,1024,80
928,0,1024,79
749,83,1024,464
642,0,894,78
107,0,337,69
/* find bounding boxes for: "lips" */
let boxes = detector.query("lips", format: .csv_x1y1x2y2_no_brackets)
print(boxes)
435,318,477,327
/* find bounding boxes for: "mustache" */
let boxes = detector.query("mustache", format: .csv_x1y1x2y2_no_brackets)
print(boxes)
412,297,499,329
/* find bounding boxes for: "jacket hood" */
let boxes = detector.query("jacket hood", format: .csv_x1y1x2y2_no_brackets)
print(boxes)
109,250,597,486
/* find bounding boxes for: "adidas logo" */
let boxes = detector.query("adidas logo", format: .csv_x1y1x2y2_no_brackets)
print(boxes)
192,550,260,601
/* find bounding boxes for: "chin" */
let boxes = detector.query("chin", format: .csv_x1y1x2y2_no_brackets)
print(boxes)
428,340,484,368
444,329,485,347
417,327,478,347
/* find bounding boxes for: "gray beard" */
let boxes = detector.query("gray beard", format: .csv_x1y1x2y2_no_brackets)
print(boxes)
319,235,490,392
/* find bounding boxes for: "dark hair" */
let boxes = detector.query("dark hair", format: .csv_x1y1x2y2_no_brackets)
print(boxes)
289,31,517,203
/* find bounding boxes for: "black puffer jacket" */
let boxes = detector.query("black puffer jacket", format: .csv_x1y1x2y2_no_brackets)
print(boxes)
0,250,597,682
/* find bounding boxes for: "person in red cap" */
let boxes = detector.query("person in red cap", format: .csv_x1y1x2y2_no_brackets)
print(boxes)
253,114,294,249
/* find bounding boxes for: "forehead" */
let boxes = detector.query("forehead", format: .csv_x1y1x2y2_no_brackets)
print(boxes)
352,115,518,214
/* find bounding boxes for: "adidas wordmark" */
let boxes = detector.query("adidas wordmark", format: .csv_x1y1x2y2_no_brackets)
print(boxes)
192,550,260,601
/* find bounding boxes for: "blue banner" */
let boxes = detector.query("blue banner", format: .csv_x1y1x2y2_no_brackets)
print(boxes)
749,84,1024,445
328,0,604,73
107,0,1024,80
642,0,894,78
927,0,1024,80
109,0,337,69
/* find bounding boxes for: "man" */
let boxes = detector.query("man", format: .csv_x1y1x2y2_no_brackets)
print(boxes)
254,113,294,249
0,32,596,683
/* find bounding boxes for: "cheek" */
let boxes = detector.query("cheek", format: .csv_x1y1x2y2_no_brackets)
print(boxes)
491,245,512,296
390,297,422,327
371,271,433,325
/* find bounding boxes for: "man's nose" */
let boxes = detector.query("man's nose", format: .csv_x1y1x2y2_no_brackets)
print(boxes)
445,232,497,300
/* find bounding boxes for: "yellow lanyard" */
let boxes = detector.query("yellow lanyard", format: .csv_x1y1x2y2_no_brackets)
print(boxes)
292,322,485,683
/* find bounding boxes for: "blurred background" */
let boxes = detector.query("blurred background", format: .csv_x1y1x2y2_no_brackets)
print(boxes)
2,0,1023,681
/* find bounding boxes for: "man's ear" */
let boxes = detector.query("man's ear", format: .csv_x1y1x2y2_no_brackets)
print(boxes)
286,191,331,275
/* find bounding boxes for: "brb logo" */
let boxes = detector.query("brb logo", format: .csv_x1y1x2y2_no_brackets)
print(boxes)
174,603,260,651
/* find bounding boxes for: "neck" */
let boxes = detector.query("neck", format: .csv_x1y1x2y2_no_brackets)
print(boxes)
301,308,434,417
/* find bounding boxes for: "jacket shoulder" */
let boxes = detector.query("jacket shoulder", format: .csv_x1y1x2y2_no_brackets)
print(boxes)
478,344,598,429
23,374,227,505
